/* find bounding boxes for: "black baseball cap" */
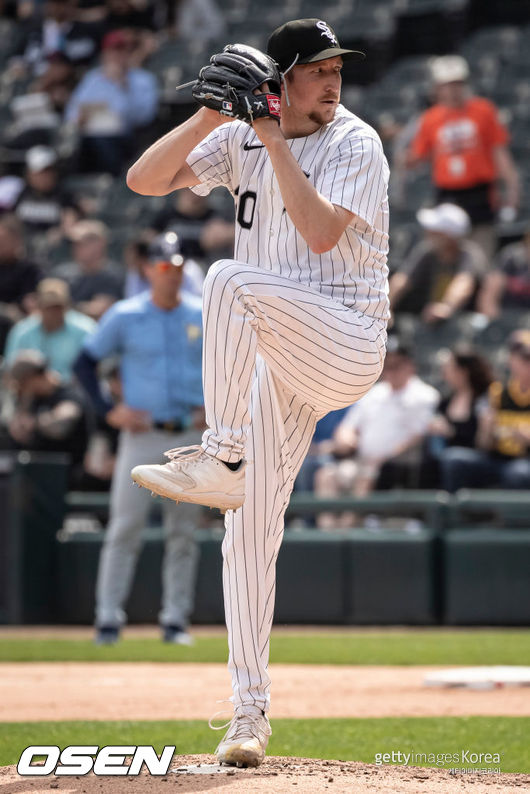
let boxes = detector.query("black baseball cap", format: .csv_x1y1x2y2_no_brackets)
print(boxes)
148,231,184,266
267,18,365,73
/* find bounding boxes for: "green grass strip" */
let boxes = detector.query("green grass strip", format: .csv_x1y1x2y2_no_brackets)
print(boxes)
1,718,528,773
1,630,530,665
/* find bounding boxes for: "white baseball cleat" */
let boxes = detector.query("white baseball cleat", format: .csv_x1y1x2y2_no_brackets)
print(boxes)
130,445,246,512
214,710,271,768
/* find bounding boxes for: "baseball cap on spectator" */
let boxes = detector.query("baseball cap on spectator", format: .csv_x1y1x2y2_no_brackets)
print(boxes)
508,330,530,360
70,219,108,242
430,55,469,85
37,278,70,308
148,232,184,267
267,18,365,73
417,203,471,238
8,350,48,383
102,30,132,50
26,146,58,173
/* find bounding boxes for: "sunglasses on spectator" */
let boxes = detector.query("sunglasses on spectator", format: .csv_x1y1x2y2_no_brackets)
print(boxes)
153,261,183,272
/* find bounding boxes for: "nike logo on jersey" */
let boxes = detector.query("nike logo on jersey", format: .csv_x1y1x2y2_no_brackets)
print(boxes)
243,142,265,150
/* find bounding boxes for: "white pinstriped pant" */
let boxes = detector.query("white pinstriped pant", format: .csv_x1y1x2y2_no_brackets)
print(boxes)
201,259,387,713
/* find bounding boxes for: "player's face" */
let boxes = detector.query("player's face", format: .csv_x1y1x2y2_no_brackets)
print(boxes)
287,57,343,127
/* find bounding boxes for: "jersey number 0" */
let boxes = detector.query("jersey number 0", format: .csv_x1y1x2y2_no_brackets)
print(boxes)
237,190,257,229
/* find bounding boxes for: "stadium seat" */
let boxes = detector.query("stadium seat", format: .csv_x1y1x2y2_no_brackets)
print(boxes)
475,312,530,349
0,19,18,66
460,25,521,65
448,489,530,529
146,40,189,74
287,490,451,531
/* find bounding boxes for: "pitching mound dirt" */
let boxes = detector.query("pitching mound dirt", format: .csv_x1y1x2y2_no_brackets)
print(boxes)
2,756,530,794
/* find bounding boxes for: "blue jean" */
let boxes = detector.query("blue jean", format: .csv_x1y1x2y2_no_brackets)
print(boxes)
440,446,530,492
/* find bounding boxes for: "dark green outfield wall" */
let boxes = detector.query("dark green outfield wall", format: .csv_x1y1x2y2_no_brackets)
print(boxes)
52,527,530,626
54,528,440,625
2,454,530,626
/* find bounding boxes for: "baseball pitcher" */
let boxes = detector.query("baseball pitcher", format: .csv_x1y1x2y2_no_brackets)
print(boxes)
127,18,390,767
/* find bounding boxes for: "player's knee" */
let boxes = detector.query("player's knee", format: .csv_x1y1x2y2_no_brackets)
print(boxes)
203,259,249,296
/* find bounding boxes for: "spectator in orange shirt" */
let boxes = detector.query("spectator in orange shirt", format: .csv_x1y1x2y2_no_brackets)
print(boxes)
407,55,520,262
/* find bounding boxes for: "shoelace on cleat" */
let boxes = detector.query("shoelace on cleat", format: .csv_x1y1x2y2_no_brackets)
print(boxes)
209,707,271,744
163,445,209,468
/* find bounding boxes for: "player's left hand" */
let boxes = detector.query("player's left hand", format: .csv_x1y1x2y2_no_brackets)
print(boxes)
192,44,282,126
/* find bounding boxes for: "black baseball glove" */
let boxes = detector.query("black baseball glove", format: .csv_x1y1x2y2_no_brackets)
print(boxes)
192,43,282,124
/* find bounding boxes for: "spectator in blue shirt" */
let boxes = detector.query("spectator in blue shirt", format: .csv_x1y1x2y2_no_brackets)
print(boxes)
74,232,204,646
5,278,96,381
65,29,158,174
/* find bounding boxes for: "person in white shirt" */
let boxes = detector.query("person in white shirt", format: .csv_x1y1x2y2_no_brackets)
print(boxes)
314,338,439,526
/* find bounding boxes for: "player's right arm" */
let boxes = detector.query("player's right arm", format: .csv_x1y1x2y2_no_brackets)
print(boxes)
127,107,227,196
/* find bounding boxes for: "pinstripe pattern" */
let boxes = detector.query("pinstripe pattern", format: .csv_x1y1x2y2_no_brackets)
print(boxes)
187,104,390,320
201,261,386,710
222,356,318,711
185,104,390,713
202,261,386,462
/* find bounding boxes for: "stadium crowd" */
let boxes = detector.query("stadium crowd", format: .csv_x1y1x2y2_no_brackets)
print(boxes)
0,0,529,521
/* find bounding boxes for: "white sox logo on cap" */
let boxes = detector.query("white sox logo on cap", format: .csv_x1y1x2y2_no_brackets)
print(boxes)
316,20,338,45
267,18,365,72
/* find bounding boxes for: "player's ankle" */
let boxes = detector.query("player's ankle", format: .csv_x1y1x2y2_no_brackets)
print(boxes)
237,704,266,718
223,460,243,471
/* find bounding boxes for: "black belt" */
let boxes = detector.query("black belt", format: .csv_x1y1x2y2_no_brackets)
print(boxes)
153,420,185,433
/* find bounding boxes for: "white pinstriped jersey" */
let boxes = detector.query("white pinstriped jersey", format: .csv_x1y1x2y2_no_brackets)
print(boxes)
187,104,390,319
